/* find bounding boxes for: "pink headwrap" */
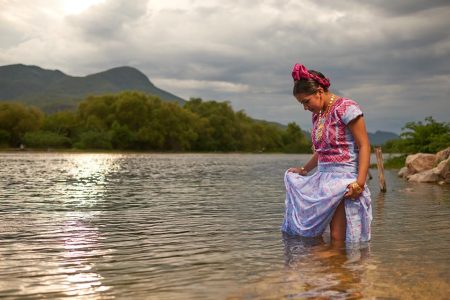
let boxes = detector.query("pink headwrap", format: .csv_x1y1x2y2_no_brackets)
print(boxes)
291,63,330,88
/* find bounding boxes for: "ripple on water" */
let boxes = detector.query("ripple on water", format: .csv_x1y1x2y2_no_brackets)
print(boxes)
0,152,449,299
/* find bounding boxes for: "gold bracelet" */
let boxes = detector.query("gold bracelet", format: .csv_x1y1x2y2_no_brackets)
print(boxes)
350,182,363,194
300,166,307,173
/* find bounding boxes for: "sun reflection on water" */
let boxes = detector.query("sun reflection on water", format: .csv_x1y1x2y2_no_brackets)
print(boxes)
62,154,120,207
60,212,111,297
56,154,120,297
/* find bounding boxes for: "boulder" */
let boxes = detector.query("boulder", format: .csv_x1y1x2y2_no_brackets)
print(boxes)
435,147,450,163
406,153,436,174
398,167,410,178
408,169,440,183
432,157,450,180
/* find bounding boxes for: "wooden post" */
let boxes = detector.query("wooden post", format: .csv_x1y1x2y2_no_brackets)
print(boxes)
375,147,387,192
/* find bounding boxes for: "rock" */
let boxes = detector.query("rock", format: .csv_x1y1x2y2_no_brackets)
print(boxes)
408,169,441,183
435,147,450,163
406,153,436,174
432,157,450,178
398,167,410,178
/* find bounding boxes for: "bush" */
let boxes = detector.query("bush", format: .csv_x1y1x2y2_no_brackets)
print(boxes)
383,117,450,154
383,154,407,169
23,131,71,148
74,131,112,149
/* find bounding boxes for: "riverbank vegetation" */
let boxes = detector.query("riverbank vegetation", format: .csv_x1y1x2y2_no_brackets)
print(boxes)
381,117,450,168
0,92,312,153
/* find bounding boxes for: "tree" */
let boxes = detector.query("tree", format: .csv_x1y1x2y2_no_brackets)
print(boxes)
112,92,149,130
155,102,199,151
0,130,10,147
283,122,311,153
0,102,43,146
43,111,77,139
184,98,239,151
109,121,135,149
0,93,313,153
383,117,450,153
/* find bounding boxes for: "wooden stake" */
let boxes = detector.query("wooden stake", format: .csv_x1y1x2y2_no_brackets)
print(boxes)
375,147,387,192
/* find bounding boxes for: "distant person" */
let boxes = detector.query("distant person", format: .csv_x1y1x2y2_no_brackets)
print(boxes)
282,63,372,243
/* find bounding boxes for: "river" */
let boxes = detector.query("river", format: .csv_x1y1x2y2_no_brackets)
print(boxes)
0,152,449,299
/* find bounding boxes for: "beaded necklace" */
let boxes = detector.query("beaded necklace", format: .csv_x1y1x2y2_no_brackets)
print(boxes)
314,95,335,142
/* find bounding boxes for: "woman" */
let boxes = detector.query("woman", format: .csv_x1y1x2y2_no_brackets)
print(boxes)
282,63,372,243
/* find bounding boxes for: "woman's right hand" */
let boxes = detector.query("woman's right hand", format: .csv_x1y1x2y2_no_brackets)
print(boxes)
288,167,308,176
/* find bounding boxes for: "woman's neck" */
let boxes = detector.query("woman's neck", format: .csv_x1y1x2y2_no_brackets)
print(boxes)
321,93,335,113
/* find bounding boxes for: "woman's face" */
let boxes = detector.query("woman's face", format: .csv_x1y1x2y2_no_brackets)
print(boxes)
295,90,323,114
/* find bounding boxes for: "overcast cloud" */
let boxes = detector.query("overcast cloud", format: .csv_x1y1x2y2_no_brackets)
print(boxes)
1,0,449,133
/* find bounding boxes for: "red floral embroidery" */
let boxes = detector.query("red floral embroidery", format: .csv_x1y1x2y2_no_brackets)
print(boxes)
312,98,362,164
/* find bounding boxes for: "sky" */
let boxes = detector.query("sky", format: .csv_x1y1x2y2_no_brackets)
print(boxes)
1,0,449,134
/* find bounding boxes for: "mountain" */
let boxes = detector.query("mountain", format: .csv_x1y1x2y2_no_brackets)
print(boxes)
368,130,399,146
0,64,185,112
253,121,399,146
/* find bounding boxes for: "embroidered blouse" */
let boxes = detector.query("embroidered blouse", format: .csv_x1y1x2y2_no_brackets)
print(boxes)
311,97,364,171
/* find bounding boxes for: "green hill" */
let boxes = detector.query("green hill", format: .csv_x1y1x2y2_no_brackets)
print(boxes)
0,64,185,112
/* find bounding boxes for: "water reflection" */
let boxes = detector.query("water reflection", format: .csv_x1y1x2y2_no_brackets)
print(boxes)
60,212,110,297
57,155,117,296
282,233,370,299
283,234,325,268
374,192,386,221
230,234,372,299
62,154,119,208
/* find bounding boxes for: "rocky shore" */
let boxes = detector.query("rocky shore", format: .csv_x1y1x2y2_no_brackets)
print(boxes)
398,147,450,184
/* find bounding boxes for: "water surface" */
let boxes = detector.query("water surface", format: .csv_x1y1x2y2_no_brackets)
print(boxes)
1,153,449,299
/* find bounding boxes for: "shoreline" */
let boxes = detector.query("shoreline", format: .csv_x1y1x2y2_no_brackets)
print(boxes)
0,148,311,155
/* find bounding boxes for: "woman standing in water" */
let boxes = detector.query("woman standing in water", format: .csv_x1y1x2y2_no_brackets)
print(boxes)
282,63,372,243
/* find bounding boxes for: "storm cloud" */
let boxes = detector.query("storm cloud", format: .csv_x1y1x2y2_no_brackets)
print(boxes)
1,0,449,133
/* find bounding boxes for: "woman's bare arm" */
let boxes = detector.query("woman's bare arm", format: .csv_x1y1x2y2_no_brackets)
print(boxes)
303,151,319,172
348,116,371,187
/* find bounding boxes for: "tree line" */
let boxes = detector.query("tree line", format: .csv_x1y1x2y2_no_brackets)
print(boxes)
0,91,312,152
380,116,449,168
382,116,450,154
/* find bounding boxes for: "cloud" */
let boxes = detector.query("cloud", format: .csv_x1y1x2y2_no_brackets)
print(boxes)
154,78,250,97
66,0,148,40
363,0,450,15
0,0,449,133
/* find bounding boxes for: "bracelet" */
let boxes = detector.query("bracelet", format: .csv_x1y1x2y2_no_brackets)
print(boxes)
350,182,363,194
300,166,307,173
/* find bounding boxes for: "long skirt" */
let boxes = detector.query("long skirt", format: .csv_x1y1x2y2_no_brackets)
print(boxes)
282,165,372,243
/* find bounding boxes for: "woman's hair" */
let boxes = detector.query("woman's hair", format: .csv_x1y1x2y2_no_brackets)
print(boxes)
293,70,329,96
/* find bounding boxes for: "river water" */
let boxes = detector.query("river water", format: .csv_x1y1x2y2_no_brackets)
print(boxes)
0,152,449,299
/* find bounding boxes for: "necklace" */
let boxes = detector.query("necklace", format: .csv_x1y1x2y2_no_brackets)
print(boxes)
314,94,335,142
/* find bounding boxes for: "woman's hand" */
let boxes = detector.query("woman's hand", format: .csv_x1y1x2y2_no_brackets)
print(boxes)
288,167,308,176
344,182,364,199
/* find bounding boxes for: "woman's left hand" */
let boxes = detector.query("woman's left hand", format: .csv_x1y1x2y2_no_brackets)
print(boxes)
344,182,363,199
288,167,308,176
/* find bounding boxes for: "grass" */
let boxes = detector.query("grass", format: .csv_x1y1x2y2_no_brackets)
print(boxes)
370,154,407,169
384,154,407,169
